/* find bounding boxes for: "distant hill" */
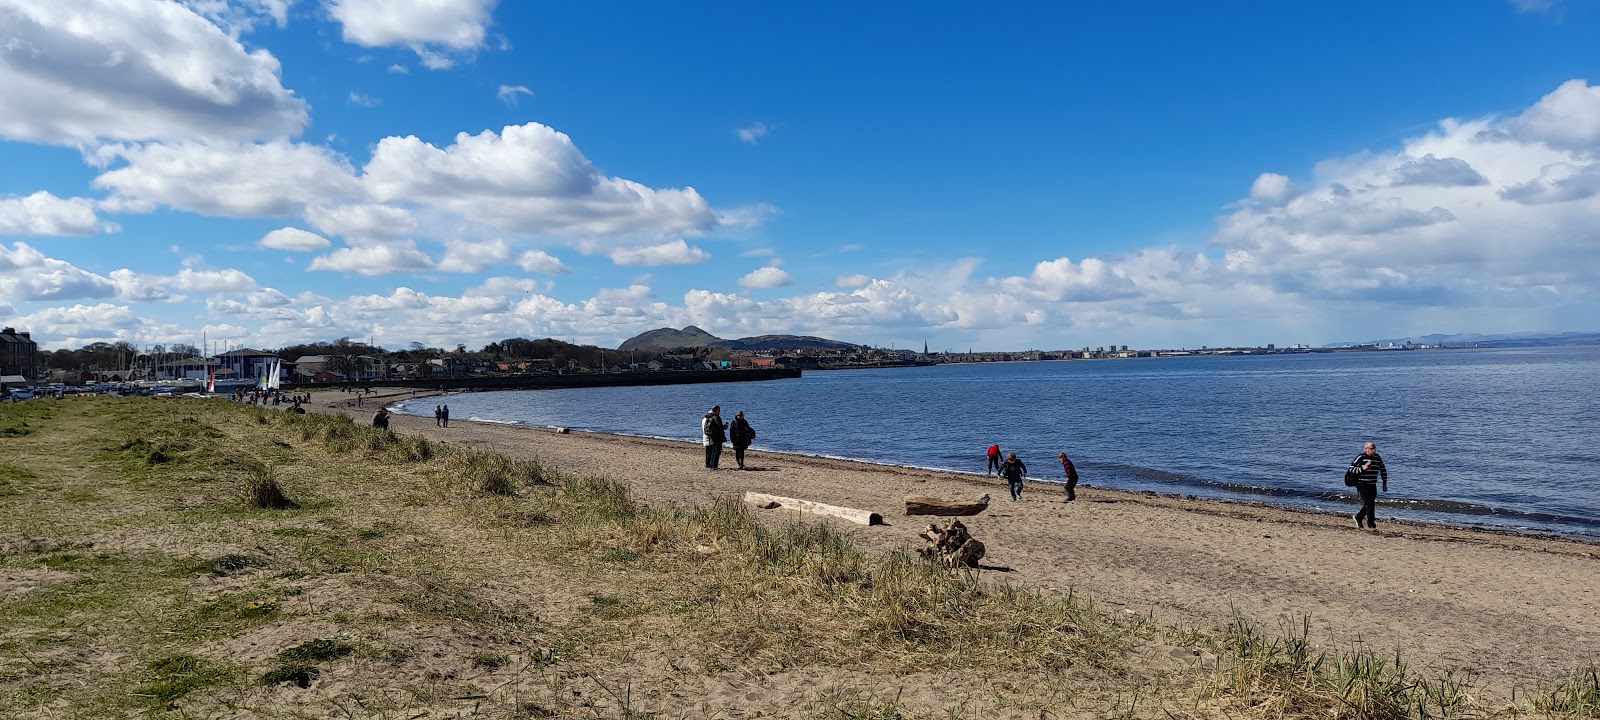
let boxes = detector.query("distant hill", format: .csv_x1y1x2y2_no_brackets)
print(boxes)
617,327,862,352
1336,331,1600,348
712,334,862,351
617,326,720,351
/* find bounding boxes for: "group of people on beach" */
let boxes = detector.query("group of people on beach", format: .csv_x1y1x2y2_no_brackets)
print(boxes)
700,405,757,470
984,440,1392,526
433,403,450,427
986,444,1079,503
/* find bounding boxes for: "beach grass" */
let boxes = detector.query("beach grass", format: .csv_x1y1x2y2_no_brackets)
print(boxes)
0,396,1591,718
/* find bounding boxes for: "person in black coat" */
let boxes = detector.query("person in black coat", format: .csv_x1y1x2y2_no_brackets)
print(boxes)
729,410,756,469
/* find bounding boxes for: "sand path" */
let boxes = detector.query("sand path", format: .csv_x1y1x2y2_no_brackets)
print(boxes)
319,389,1600,691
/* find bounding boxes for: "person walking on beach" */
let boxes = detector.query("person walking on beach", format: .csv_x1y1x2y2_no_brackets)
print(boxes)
441,404,450,428
729,410,756,469
434,404,442,427
372,407,390,430
986,443,1002,475
1350,441,1389,528
1057,451,1080,502
1000,451,1028,501
702,405,726,469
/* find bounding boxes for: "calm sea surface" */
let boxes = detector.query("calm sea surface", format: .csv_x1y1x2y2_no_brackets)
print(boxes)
394,347,1600,540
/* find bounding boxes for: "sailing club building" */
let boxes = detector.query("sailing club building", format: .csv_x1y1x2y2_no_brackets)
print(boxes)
212,348,283,383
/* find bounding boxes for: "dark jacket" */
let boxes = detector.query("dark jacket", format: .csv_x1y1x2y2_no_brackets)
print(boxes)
729,417,755,448
702,414,725,444
1350,452,1387,484
1001,458,1027,481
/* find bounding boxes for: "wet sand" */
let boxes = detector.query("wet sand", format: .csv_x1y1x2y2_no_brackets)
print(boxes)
317,389,1600,691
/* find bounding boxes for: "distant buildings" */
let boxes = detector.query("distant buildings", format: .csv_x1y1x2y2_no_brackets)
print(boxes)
1,327,38,384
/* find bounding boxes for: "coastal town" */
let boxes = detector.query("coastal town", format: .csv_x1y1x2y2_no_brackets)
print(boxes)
1,323,1451,396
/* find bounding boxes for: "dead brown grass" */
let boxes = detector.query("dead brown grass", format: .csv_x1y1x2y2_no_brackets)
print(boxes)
0,397,1590,719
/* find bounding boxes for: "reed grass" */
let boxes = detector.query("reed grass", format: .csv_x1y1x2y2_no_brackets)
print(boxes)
1206,615,1479,719
245,467,298,509
5,396,1595,719
1536,666,1600,719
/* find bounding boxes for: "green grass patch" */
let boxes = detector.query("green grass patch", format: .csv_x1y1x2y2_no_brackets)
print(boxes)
134,654,233,705
276,637,355,663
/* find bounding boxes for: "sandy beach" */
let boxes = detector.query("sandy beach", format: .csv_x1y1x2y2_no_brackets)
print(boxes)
322,389,1600,692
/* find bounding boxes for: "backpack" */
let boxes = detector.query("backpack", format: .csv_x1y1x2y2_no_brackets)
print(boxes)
1343,463,1363,487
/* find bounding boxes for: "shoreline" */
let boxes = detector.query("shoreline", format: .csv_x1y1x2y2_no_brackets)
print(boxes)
305,387,1600,692
375,389,1600,547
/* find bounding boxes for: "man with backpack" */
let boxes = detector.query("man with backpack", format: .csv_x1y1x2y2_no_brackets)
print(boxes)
1350,441,1389,528
701,405,726,469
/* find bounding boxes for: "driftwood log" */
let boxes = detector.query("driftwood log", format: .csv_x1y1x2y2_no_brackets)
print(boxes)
905,493,990,516
743,491,884,526
918,519,986,568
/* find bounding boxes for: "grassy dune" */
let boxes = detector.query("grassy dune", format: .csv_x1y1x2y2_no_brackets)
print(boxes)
0,397,1595,718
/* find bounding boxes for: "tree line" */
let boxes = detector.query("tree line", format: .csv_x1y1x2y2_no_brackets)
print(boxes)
35,336,736,375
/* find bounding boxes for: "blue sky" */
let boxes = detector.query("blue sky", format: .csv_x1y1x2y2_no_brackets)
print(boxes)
2,0,1598,352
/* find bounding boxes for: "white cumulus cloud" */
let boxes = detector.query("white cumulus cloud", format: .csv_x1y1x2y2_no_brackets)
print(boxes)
260,227,332,251
10,302,140,345
327,0,498,69
0,242,117,302
609,240,710,266
516,250,571,274
309,242,435,275
303,203,416,241
0,191,102,236
1506,79,1600,152
1248,172,1299,204
436,238,511,272
363,122,719,237
93,140,360,217
0,0,307,145
738,266,794,289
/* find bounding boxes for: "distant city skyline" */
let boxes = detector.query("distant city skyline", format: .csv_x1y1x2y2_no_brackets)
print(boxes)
2,1,1598,352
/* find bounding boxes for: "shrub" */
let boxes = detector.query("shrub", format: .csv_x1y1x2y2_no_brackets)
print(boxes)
246,469,299,510
446,448,553,496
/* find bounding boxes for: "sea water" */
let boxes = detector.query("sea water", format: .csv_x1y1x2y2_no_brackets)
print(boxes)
393,346,1600,540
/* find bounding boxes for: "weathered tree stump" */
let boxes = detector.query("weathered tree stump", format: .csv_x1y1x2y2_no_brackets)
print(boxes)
918,519,986,568
905,493,990,516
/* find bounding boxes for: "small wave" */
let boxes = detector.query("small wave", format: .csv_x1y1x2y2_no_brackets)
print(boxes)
468,417,520,425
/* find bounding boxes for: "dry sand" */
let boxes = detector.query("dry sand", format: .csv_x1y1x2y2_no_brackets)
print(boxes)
320,389,1600,691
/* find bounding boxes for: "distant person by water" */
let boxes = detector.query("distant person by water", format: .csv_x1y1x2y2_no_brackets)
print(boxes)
702,405,725,469
729,410,756,469
434,404,442,427
1351,441,1389,528
441,404,450,428
372,407,390,430
1058,451,1079,502
986,443,1001,475
1001,451,1027,501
